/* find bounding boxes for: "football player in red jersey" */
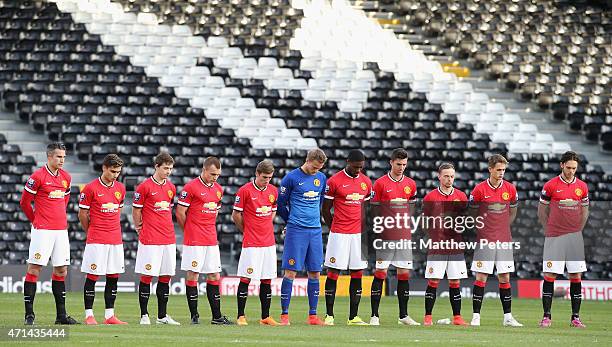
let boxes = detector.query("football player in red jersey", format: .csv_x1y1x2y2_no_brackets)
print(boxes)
322,150,372,326
369,148,419,326
232,160,279,326
20,143,78,325
422,163,469,326
176,156,232,325
133,153,179,325
468,154,522,327
79,154,128,325
537,151,589,328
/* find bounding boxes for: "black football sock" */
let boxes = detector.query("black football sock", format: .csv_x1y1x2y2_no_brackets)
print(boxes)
499,283,512,314
259,281,272,319
207,280,222,319
425,282,438,316
104,276,118,309
156,281,170,319
542,277,554,318
84,277,96,310
397,274,410,319
237,280,249,318
52,275,67,318
370,276,384,317
186,281,199,318
348,274,362,320
139,281,151,316
570,279,581,319
472,280,485,314
324,273,338,317
449,283,462,316
24,275,37,317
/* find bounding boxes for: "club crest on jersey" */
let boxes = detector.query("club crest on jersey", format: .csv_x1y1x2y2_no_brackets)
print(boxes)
62,180,68,188
34,252,41,260
90,264,97,271
115,191,122,200
404,186,411,195
329,257,336,264
288,258,295,266
574,188,583,197
476,261,483,268
216,191,222,199
192,261,198,268
167,190,173,198
145,264,152,271
502,192,510,201
247,267,253,274
26,178,35,188
268,194,275,203
360,182,367,191
314,179,321,187
546,261,553,268
180,191,188,199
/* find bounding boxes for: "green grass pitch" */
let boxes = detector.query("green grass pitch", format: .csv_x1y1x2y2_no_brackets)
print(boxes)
0,293,610,346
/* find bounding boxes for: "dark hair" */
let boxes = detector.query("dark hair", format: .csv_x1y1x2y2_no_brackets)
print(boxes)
46,142,66,157
256,160,275,174
390,148,408,161
154,152,175,167
560,151,580,164
203,156,221,170
347,149,366,162
102,154,124,168
438,162,455,173
487,154,508,168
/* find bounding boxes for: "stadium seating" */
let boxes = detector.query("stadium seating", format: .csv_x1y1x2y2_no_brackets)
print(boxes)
0,0,610,279
358,0,612,152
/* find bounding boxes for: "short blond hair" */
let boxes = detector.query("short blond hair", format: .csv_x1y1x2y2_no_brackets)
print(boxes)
306,148,327,163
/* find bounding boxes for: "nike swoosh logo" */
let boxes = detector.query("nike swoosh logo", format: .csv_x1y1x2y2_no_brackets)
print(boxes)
201,193,207,195
298,182,304,185
251,197,257,200
151,192,158,195
342,184,349,188
484,196,491,198
386,189,393,192
556,190,563,193
45,182,52,185
97,194,104,197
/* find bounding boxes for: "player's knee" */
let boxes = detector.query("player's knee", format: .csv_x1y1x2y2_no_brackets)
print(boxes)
206,273,220,282
26,264,41,276
53,267,67,277
187,271,200,282
307,271,320,280
283,270,297,280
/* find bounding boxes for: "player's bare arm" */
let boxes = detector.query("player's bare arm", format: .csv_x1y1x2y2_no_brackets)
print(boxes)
176,204,188,231
78,208,90,232
322,198,333,227
509,206,518,224
232,210,244,233
132,206,143,234
580,205,589,231
537,203,550,227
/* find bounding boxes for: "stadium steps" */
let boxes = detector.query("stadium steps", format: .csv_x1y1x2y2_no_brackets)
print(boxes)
0,110,96,184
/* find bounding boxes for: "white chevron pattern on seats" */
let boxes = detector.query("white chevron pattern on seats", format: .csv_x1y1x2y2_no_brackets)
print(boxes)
291,0,573,155
51,0,318,150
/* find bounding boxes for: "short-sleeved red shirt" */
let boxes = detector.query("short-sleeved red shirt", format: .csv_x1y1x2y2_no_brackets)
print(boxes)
423,187,468,254
177,176,223,246
79,177,125,245
324,169,372,234
371,172,417,239
540,175,589,237
133,177,176,245
469,179,517,242
233,181,278,247
23,165,71,230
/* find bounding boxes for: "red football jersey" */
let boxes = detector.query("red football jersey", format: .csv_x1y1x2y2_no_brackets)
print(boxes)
469,179,518,242
540,175,589,237
324,169,372,234
133,177,176,245
23,165,71,230
371,173,417,239
233,181,277,247
79,177,125,245
177,176,223,246
423,187,468,254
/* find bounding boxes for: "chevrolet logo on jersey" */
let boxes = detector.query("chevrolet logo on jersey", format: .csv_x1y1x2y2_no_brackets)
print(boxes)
48,190,65,199
101,202,120,213
346,193,365,201
487,203,507,211
154,200,171,211
303,190,319,198
390,197,408,203
256,205,272,214
559,199,579,206
203,201,218,210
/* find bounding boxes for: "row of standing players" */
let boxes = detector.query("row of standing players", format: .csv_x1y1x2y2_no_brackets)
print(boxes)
19,144,590,328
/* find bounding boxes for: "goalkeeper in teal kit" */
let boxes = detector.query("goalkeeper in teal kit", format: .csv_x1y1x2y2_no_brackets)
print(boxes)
277,149,328,326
